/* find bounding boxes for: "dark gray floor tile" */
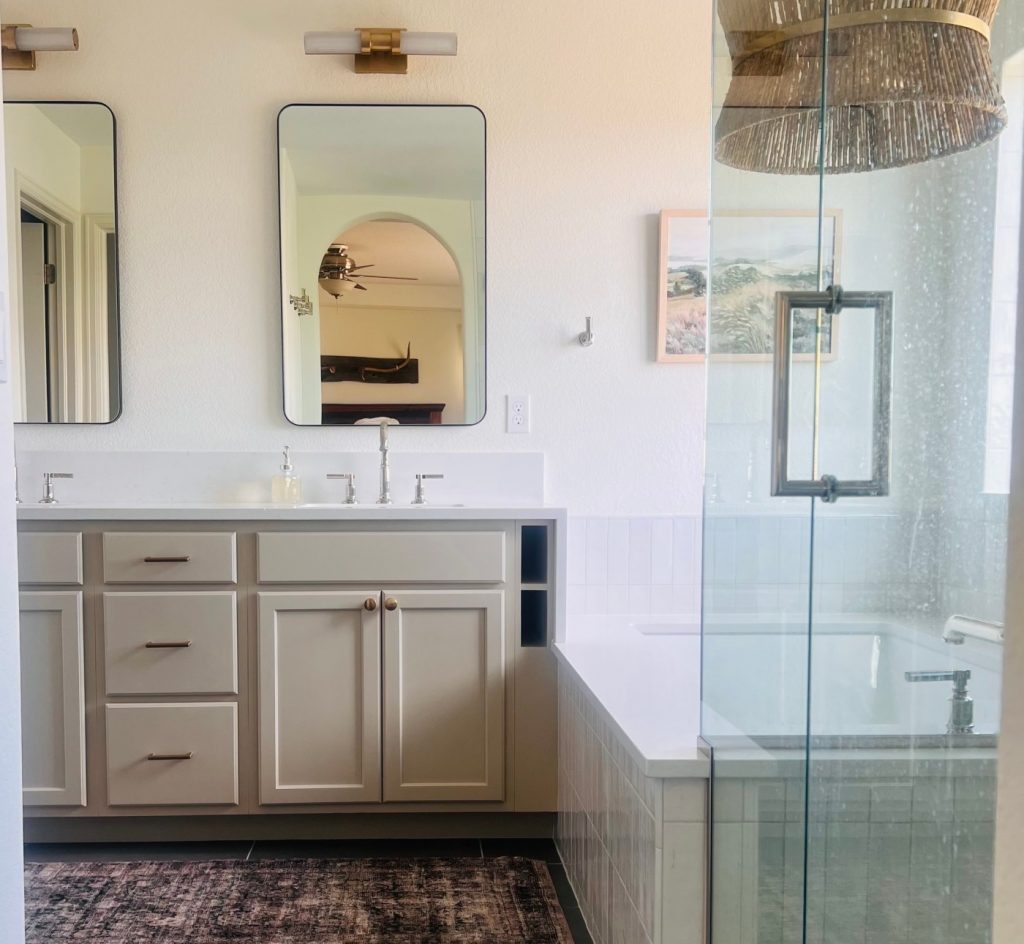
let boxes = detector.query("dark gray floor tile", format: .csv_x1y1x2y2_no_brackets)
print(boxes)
482,837,560,862
562,906,594,944
24,841,253,863
249,838,482,860
546,862,581,913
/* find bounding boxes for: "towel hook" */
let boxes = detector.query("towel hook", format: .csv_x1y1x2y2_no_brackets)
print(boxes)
578,316,594,347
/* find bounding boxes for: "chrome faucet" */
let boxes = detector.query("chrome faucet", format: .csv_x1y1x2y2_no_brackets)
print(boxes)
39,472,74,505
905,669,973,734
377,421,392,505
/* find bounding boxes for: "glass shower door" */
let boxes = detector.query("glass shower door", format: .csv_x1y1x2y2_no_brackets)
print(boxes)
704,0,1020,942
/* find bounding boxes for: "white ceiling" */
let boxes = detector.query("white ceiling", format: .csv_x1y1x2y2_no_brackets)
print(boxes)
329,218,460,288
28,103,114,147
282,105,484,199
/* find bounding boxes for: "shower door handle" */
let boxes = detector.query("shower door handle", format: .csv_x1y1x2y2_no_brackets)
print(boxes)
771,285,894,503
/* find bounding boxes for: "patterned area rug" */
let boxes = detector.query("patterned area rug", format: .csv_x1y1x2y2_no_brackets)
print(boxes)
25,857,573,943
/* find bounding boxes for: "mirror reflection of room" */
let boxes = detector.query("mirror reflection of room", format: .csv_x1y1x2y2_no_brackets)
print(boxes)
318,220,465,425
3,102,120,424
279,104,485,426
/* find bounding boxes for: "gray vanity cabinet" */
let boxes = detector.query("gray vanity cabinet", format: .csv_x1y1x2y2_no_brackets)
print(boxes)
18,532,87,808
382,589,505,802
16,516,560,831
257,591,382,804
19,591,87,807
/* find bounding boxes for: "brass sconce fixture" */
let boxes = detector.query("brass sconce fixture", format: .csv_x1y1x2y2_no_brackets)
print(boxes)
304,28,457,74
2,25,78,71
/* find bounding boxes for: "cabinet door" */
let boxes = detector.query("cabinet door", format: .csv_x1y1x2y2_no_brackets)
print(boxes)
257,592,381,804
19,592,86,807
383,589,505,801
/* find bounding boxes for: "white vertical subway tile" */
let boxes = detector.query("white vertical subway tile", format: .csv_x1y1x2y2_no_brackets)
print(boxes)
651,518,674,585
628,585,652,615
586,517,610,588
755,516,781,585
673,584,700,616
568,517,588,586
709,517,737,586
607,585,630,615
651,585,675,614
662,822,707,944
568,584,586,616
673,517,700,586
734,517,759,585
586,585,609,615
608,519,631,586
629,518,654,587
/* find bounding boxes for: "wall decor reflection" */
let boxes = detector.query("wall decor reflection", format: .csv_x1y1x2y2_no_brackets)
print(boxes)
657,210,708,362
279,104,486,426
657,209,842,362
4,102,121,423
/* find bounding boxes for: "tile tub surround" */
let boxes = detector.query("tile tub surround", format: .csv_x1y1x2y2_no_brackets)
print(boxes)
567,510,1007,630
711,754,997,944
567,517,703,619
557,668,707,944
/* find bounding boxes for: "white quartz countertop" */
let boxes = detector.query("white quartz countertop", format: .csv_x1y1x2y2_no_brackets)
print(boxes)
554,614,709,779
17,503,566,522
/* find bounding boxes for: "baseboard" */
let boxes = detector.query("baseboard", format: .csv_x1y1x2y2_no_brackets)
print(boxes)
24,812,557,844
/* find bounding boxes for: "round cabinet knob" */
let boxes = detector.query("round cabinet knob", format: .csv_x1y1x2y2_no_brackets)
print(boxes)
384,598,399,611
364,598,378,612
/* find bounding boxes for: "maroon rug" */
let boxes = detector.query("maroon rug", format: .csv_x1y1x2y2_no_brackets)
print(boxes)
25,856,573,943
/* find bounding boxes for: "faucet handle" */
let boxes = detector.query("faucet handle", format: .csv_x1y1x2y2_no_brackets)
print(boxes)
412,473,444,505
326,473,358,505
39,472,73,505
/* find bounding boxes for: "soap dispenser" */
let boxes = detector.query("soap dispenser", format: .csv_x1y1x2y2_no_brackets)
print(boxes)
272,446,302,504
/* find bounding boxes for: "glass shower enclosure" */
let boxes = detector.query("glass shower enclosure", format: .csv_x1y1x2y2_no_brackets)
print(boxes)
701,0,1021,941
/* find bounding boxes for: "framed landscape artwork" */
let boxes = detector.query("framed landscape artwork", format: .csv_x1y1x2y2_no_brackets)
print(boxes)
657,209,842,362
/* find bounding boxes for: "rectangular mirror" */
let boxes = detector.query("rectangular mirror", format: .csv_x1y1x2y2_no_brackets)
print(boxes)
278,104,486,426
4,102,121,424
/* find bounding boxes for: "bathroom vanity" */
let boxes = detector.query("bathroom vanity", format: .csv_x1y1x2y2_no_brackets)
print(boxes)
16,505,564,839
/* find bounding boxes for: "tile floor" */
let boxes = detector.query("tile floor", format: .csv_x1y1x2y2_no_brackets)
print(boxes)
24,837,593,944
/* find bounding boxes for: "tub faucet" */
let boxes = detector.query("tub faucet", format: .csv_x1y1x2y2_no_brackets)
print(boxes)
904,669,973,735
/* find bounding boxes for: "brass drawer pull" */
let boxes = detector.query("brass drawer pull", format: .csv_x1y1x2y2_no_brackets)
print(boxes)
146,752,193,761
384,598,399,611
143,555,191,563
144,640,192,649
364,597,378,611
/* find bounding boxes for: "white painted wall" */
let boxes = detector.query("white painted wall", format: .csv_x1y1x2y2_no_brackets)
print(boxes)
6,0,711,517
0,65,27,944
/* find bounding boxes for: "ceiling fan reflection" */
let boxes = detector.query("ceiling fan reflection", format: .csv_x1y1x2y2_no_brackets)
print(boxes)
318,244,419,299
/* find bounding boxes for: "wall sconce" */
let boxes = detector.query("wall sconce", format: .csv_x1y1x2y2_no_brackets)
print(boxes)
2,25,79,71
304,29,457,74
289,289,313,317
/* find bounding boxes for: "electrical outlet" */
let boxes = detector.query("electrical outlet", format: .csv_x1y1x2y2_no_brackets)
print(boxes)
506,394,531,434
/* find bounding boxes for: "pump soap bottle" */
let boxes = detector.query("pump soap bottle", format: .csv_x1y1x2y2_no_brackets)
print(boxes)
272,446,302,504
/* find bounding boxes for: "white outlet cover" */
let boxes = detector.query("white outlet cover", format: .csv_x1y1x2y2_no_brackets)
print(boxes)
506,394,530,433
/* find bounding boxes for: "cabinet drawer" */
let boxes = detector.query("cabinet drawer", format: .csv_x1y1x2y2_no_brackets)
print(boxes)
257,531,506,584
18,532,83,585
105,703,238,806
103,532,237,585
103,592,238,695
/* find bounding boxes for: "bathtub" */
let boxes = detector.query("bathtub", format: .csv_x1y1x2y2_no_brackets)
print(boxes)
701,616,1002,741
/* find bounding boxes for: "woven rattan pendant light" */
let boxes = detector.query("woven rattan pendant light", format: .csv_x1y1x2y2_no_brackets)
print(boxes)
715,0,1008,174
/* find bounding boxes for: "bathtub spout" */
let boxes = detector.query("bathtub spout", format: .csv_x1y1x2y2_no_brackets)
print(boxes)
904,669,974,735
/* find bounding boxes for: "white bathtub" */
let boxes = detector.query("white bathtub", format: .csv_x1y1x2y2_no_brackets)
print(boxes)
702,616,1002,740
